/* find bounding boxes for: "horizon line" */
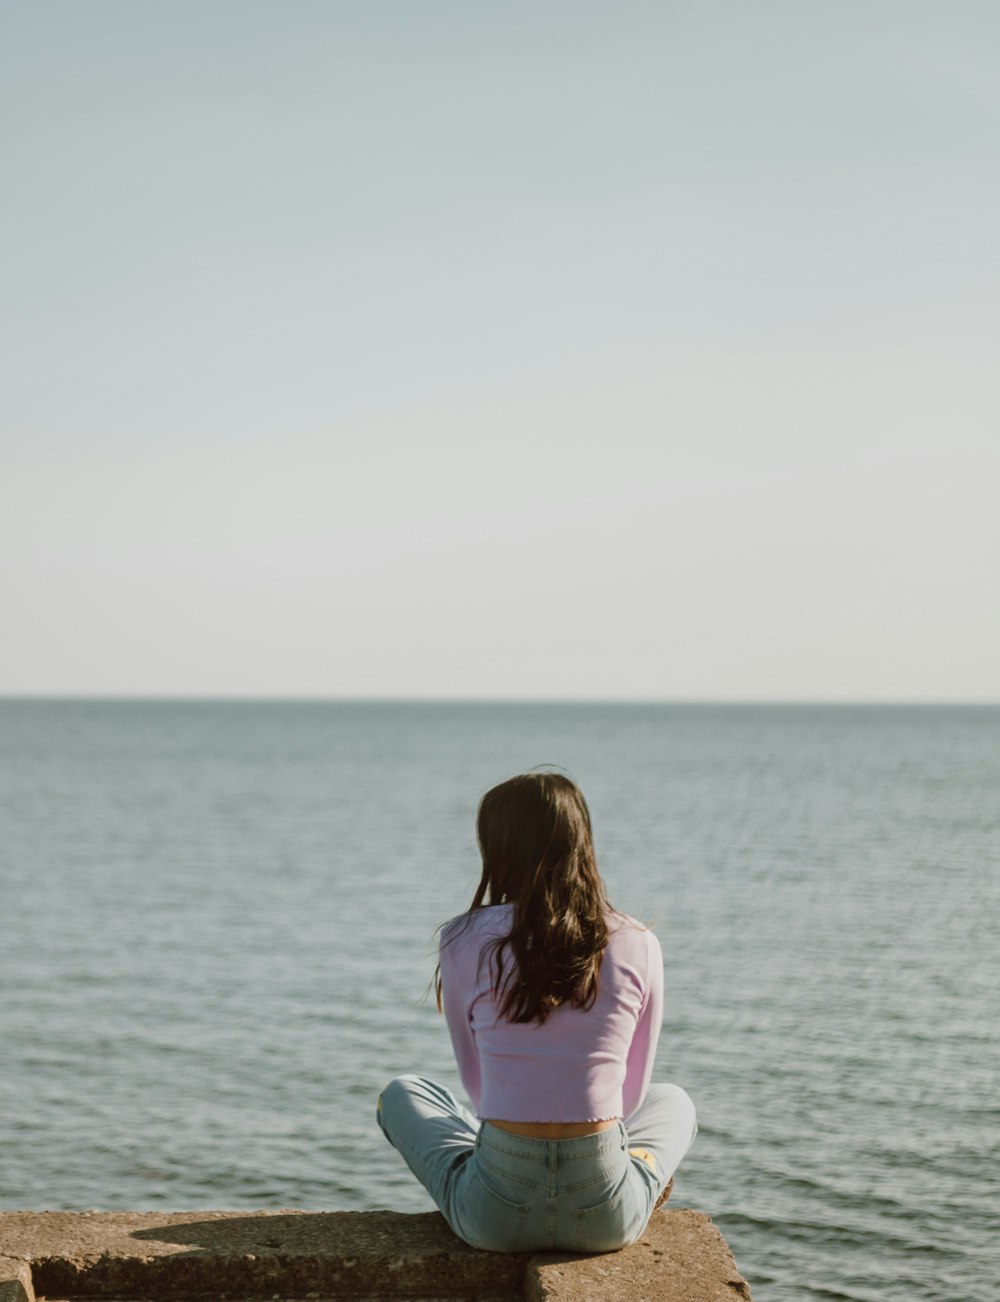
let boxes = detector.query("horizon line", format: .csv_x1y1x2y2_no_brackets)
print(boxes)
1,693,998,708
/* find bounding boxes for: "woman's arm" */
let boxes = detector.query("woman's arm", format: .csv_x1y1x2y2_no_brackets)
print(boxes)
621,930,664,1120
440,940,483,1113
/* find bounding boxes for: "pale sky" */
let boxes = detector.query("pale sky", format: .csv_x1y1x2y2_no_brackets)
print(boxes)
2,0,998,700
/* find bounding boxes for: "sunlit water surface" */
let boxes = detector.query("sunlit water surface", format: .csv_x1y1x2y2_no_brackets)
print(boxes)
2,700,997,1301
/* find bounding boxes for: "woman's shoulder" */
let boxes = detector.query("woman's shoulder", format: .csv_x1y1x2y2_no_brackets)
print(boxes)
440,903,512,952
605,911,662,959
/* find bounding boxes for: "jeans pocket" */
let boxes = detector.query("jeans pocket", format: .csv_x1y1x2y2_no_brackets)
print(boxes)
573,1177,648,1254
456,1168,532,1253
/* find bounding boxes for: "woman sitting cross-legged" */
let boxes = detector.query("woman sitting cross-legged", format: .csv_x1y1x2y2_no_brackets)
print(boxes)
377,770,697,1254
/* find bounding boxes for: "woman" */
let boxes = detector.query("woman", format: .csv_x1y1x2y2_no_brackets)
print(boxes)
377,771,697,1254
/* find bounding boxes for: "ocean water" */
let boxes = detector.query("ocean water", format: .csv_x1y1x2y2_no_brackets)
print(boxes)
1,700,997,1301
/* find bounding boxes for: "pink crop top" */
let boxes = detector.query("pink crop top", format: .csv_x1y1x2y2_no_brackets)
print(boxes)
439,904,663,1123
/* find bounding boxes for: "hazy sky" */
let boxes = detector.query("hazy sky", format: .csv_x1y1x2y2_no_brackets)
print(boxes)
2,0,998,699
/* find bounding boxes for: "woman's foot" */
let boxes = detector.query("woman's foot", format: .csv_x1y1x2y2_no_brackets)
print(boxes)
654,1177,674,1211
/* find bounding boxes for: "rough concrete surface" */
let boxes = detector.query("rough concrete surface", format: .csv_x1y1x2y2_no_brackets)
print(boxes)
0,1208,752,1301
527,1211,752,1302
0,1256,34,1302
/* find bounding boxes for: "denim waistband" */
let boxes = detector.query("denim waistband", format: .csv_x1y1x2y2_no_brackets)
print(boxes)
477,1120,627,1162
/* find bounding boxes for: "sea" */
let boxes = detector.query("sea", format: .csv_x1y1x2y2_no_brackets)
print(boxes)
1,699,997,1301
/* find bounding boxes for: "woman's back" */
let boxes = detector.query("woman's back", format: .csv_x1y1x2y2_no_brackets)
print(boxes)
440,904,663,1123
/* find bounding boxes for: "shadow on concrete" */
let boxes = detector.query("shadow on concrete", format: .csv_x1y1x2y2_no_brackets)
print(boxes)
129,1208,463,1254
124,1211,526,1299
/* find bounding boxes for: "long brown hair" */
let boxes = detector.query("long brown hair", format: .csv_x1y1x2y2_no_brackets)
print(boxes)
438,771,611,1024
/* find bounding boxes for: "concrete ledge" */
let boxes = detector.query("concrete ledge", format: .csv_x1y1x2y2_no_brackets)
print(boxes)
0,1209,752,1302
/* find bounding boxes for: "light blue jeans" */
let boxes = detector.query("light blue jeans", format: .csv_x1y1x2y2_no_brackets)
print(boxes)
376,1075,697,1253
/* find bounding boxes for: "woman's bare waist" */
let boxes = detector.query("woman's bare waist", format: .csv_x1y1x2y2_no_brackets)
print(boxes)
484,1117,620,1139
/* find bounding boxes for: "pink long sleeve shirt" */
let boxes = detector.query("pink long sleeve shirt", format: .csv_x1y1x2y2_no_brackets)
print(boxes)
439,904,663,1123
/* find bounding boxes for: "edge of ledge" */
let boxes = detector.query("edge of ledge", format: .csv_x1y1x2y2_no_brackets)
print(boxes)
0,1257,35,1302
